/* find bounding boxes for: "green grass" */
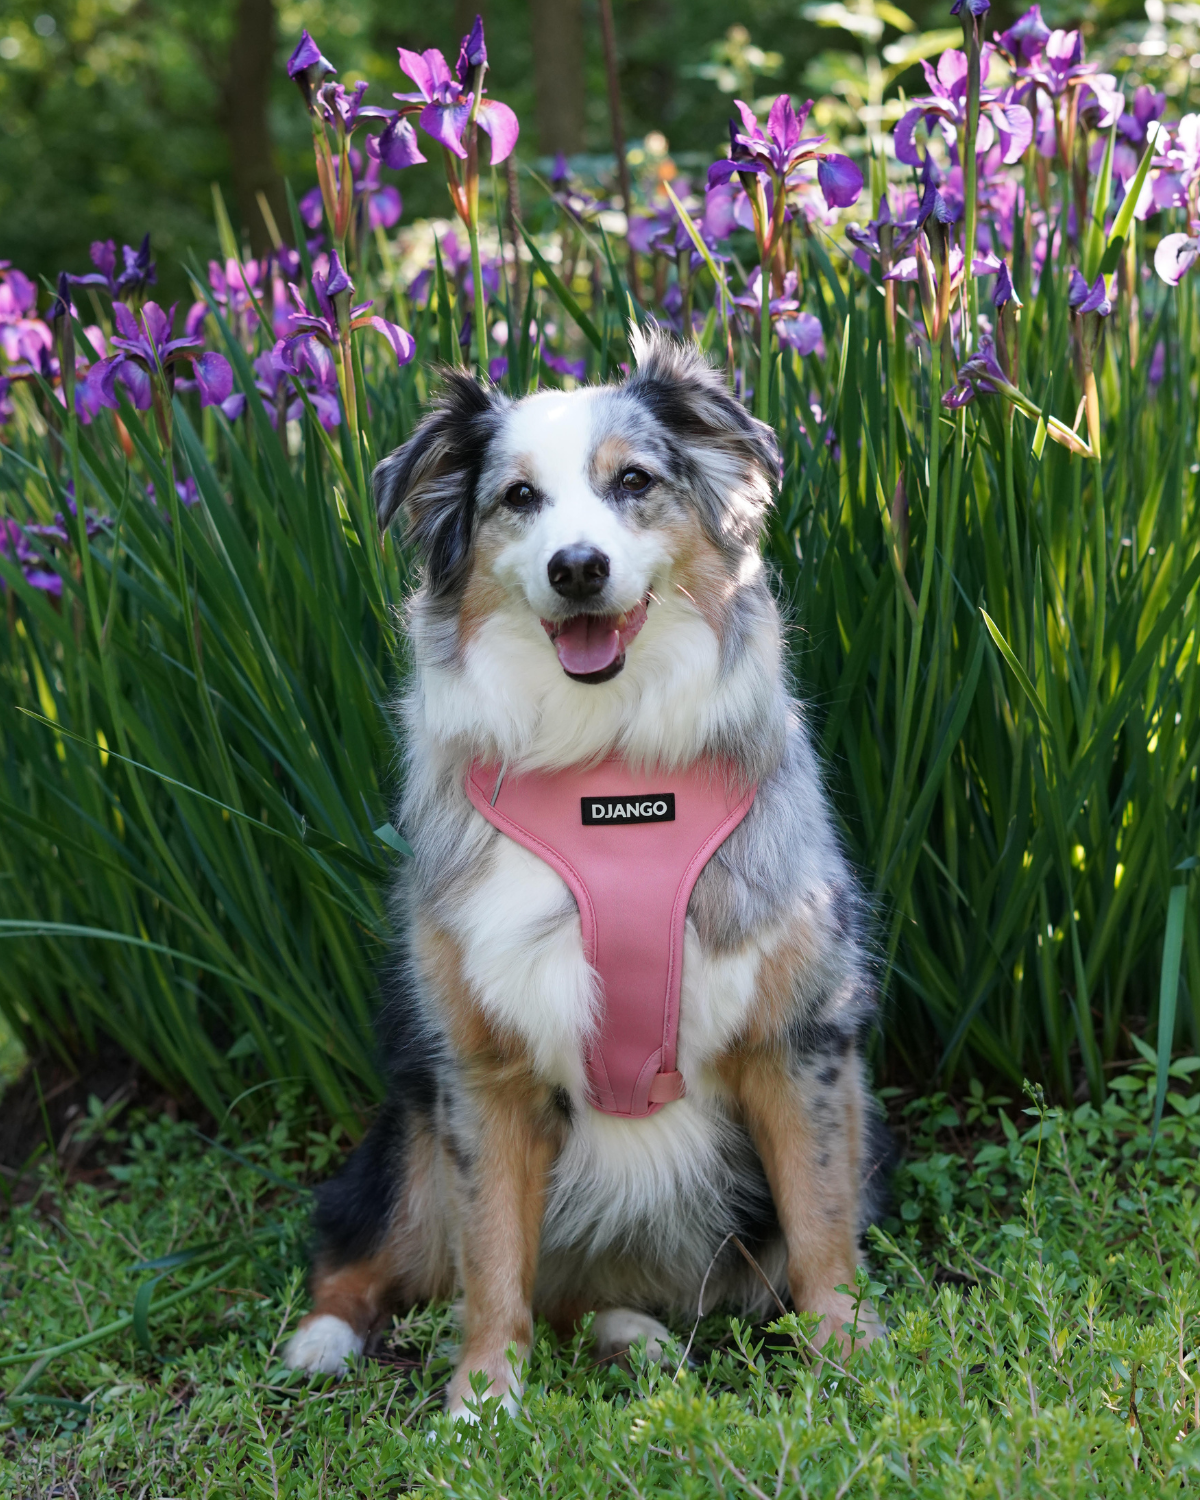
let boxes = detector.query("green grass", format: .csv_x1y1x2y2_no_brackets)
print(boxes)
3,1062,1200,1496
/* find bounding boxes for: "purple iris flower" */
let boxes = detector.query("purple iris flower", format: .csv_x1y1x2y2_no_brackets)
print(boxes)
942,336,1018,409
299,187,325,231
894,49,1033,169
176,352,247,420
0,264,37,323
283,253,415,369
0,517,63,598
732,267,801,319
287,29,337,109
950,0,990,17
628,205,679,256
70,235,157,302
357,153,404,230
1119,85,1166,149
1077,74,1125,132
886,243,1002,287
395,17,518,165
0,377,12,427
1016,29,1094,100
549,156,609,226
1148,341,1166,385
993,258,1019,309
1067,268,1113,315
1154,231,1199,287
275,338,343,431
542,351,587,382
996,6,1051,65
91,301,236,414
1,494,109,598
369,116,426,171
707,95,863,212
488,355,509,382
0,264,53,365
1147,114,1200,217
146,476,201,519
775,312,824,357
846,191,926,273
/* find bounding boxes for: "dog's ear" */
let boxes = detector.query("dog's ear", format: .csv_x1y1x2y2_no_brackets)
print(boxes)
625,325,781,544
372,373,505,598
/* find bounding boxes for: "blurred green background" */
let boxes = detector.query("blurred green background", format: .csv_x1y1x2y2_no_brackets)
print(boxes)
2,0,1186,299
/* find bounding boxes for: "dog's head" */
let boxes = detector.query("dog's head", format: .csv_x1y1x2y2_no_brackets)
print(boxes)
374,328,780,690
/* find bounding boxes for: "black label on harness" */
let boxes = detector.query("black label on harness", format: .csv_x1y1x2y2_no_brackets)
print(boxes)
582,794,675,825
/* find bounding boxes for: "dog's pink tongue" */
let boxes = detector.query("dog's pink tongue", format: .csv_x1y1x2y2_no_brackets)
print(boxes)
554,615,621,675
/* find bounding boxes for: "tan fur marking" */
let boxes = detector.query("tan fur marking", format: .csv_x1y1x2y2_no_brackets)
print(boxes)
457,534,508,648
304,1257,392,1341
717,1045,876,1354
740,919,822,1049
663,516,738,639
380,1122,457,1304
415,922,534,1071
589,435,636,488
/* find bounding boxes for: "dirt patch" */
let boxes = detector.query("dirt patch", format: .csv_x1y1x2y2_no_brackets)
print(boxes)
0,1036,210,1200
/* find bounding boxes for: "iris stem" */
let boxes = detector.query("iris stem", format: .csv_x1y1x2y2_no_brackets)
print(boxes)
879,336,941,885
1003,410,1027,665
467,220,489,371
962,20,981,352
1080,452,1106,746
758,253,772,422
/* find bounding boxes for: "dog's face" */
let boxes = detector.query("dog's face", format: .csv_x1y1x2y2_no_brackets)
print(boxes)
374,330,779,688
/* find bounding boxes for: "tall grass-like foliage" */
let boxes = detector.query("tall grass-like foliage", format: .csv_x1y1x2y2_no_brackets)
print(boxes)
1,4,1197,1125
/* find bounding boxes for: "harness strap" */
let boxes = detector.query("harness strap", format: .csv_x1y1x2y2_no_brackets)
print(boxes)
465,758,756,1118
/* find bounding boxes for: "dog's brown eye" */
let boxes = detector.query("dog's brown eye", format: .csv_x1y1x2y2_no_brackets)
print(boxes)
620,468,651,493
504,482,536,508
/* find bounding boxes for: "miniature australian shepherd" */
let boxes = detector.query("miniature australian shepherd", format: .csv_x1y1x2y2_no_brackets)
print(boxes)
284,328,889,1418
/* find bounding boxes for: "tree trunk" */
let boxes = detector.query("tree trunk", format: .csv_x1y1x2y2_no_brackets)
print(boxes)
222,0,289,255
529,0,585,156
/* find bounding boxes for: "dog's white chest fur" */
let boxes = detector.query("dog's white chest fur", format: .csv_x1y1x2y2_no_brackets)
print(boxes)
448,819,765,1096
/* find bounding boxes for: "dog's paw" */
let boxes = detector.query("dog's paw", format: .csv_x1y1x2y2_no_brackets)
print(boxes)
808,1291,884,1357
284,1314,365,1376
445,1384,522,1425
592,1308,673,1365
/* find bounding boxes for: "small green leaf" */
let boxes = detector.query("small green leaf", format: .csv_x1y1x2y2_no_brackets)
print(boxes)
1150,884,1189,1149
132,1275,165,1355
375,822,413,857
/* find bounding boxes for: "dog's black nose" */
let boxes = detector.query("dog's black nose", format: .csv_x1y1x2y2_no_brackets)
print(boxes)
548,544,610,600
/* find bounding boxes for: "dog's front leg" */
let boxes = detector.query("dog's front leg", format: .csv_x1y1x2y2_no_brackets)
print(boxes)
722,1044,880,1355
445,1073,557,1420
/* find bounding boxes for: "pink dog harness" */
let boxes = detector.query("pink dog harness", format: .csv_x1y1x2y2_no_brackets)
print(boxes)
465,758,757,1118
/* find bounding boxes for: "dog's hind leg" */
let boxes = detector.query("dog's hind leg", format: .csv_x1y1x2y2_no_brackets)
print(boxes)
286,1104,453,1376
591,1309,674,1366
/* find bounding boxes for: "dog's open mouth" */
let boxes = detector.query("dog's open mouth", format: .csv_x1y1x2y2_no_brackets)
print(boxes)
540,596,650,683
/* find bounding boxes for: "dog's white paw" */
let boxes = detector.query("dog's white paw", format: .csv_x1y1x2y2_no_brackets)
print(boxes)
284,1314,364,1376
592,1308,673,1364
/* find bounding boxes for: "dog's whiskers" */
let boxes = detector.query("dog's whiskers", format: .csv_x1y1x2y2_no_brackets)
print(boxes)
675,583,698,606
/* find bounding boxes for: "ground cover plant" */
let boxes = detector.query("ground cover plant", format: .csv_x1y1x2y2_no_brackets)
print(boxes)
2,1059,1200,1495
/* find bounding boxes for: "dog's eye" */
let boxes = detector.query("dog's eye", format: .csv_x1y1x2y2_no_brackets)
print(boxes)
619,468,652,494
503,482,537,509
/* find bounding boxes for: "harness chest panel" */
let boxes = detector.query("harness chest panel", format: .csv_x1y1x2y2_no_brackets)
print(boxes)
465,758,757,1118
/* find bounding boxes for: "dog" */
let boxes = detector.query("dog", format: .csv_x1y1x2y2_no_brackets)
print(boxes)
284,328,889,1418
